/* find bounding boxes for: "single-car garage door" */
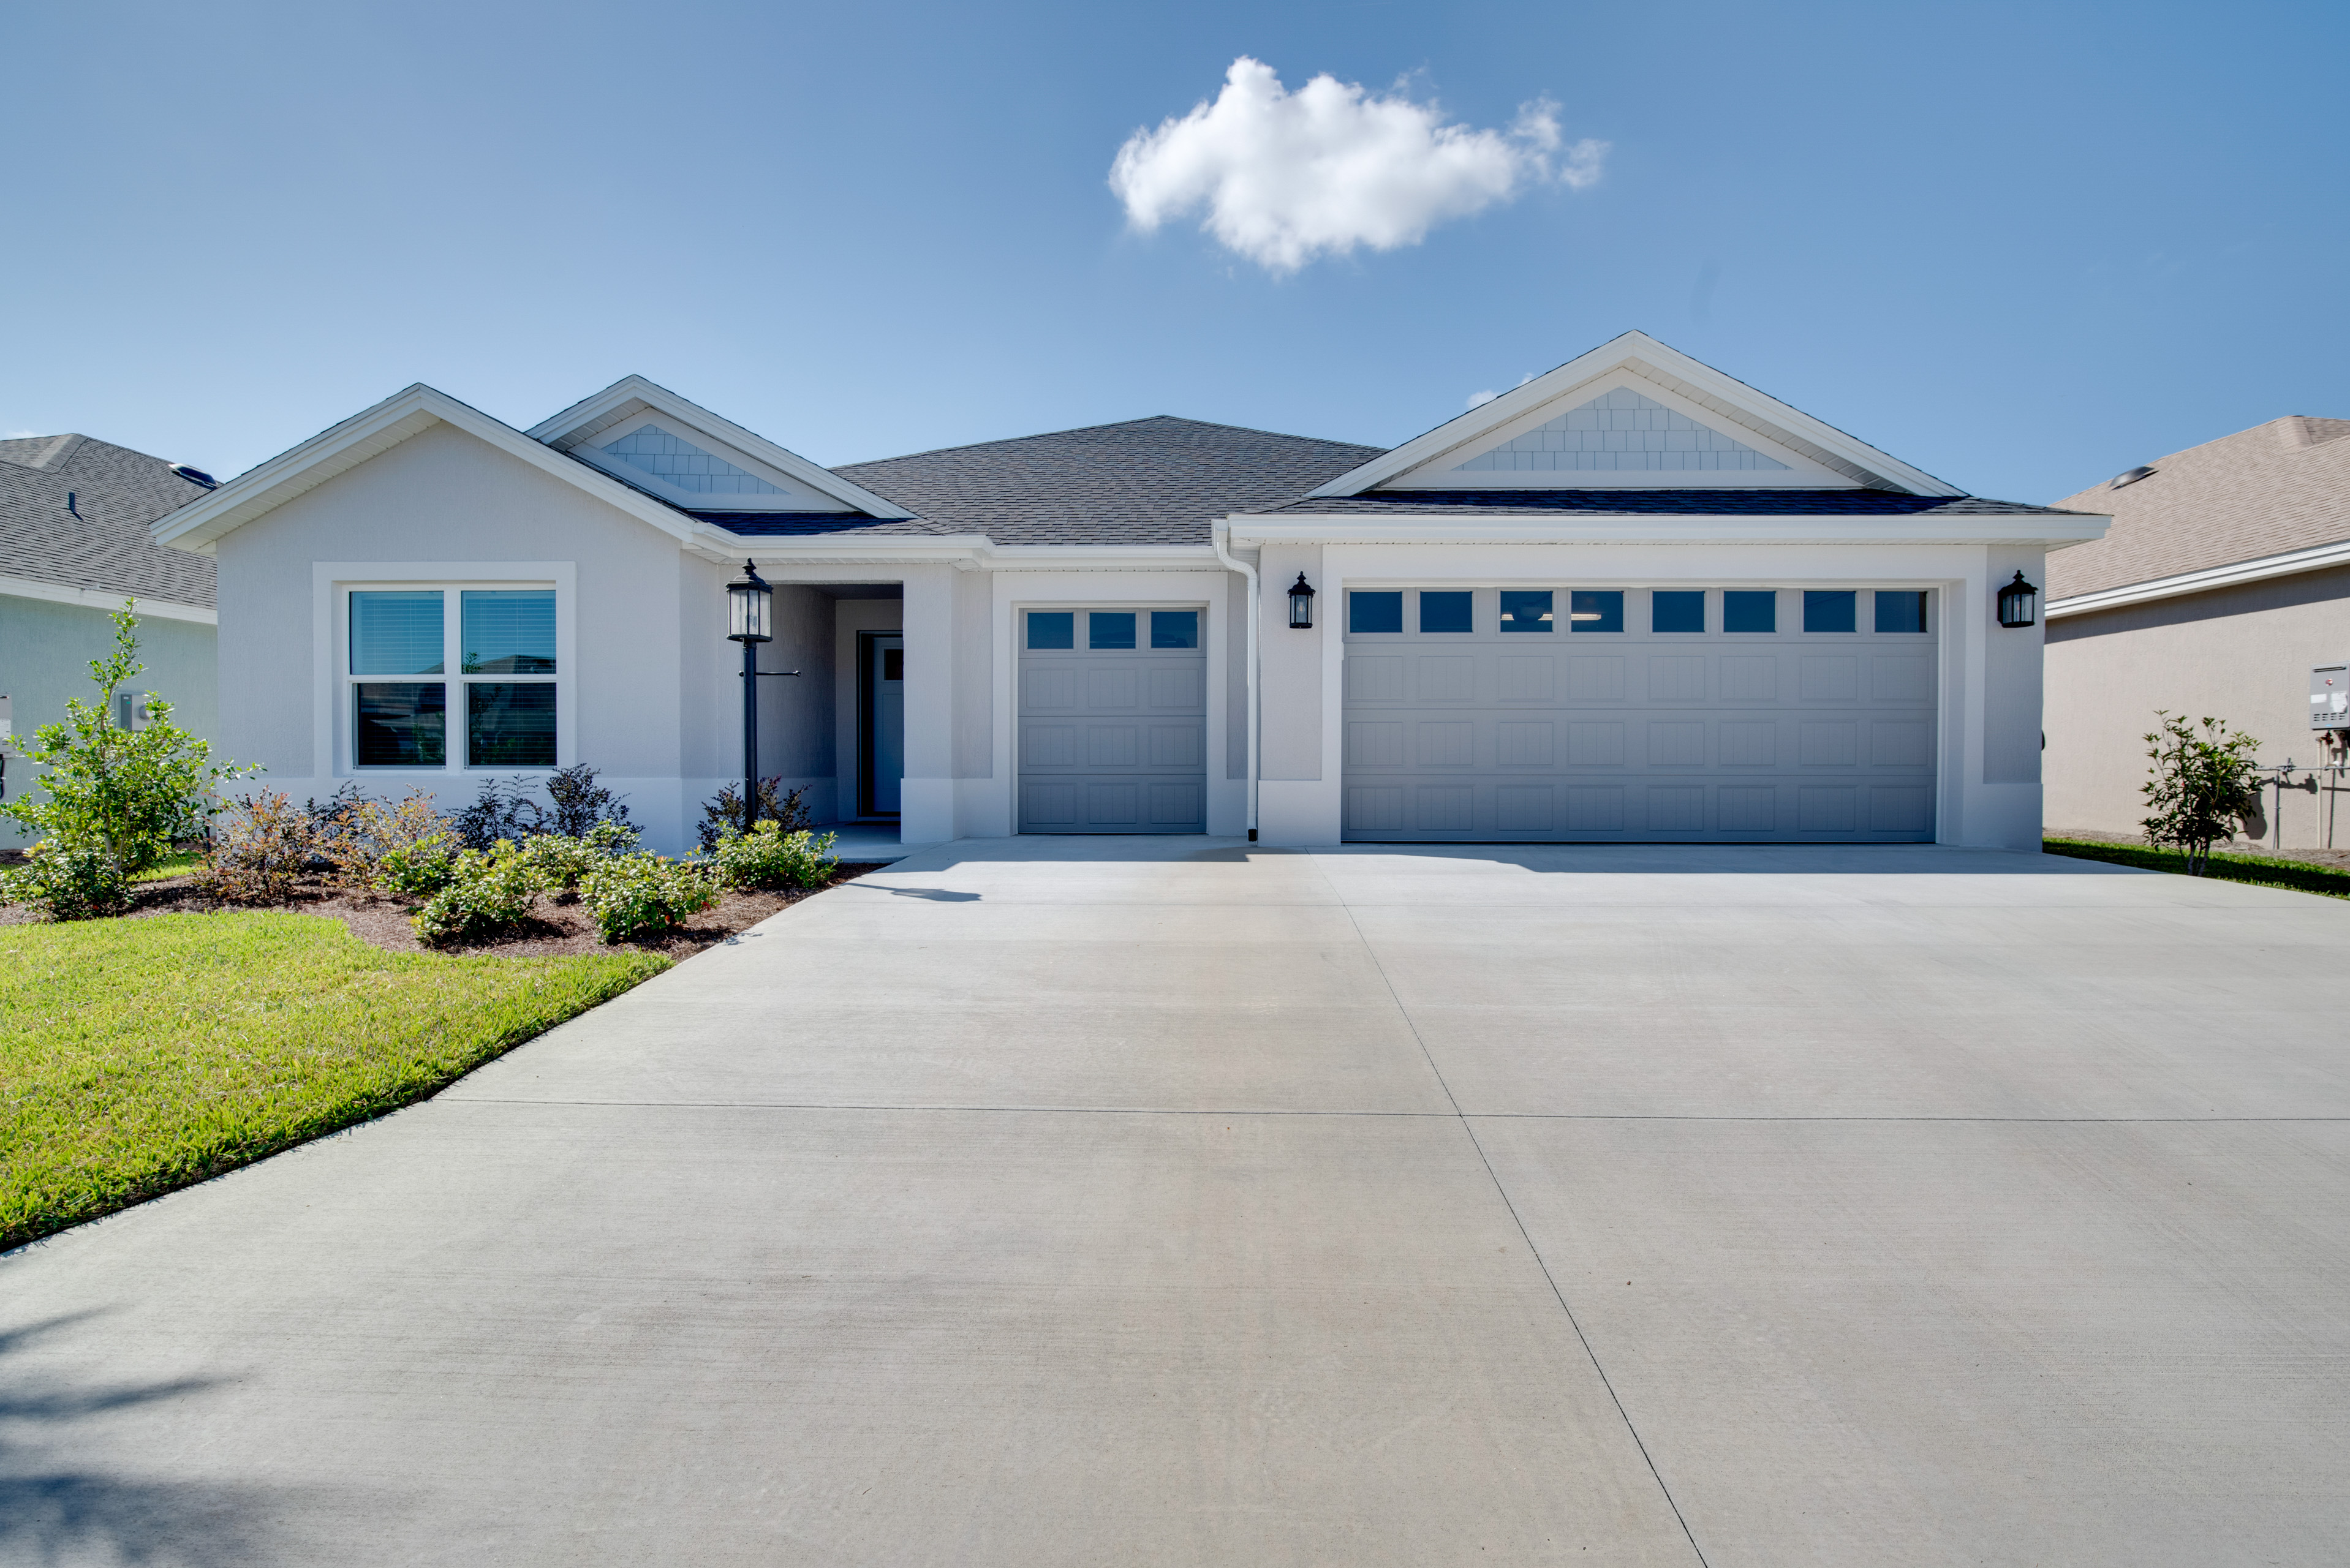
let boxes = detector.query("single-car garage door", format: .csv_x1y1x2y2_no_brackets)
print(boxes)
1342,586,1938,842
1019,607,1207,834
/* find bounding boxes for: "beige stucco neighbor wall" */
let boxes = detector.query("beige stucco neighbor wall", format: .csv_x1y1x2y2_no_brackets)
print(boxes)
2045,564,2350,847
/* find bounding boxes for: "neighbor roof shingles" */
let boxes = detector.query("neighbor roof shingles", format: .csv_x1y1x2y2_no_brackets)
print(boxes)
1,435,217,608
2046,417,2350,600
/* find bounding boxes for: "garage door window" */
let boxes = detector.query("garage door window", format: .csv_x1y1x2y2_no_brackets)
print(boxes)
1875,591,1929,633
1570,590,1624,633
1089,612,1138,649
1419,591,1473,634
1499,590,1554,632
1350,591,1404,634
1652,591,1706,633
1027,611,1075,649
1723,590,1777,634
1804,591,1858,633
1151,610,1199,648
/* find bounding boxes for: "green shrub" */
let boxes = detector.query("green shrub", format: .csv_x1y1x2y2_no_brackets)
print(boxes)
518,820,640,899
376,832,459,895
0,837,132,921
411,840,545,946
580,852,720,944
317,789,452,889
708,821,839,892
199,790,317,905
695,777,812,850
2140,710,2264,875
0,605,251,884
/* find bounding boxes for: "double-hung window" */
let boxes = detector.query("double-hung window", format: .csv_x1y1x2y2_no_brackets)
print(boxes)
349,587,557,770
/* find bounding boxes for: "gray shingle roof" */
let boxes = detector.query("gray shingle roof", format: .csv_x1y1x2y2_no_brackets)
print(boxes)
815,415,1386,546
2046,417,2350,600
1241,489,2093,519
0,434,217,608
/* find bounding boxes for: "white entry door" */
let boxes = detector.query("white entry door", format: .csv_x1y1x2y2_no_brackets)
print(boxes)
1018,608,1206,834
866,634,903,815
1341,586,1939,842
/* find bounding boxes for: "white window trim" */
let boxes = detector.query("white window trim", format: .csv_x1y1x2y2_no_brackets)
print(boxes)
312,562,577,782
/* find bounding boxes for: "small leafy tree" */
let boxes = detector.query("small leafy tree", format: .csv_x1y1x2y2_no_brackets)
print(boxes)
2140,711,2263,875
0,605,249,915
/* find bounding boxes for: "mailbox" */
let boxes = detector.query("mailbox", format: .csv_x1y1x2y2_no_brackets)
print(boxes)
2314,664,2349,731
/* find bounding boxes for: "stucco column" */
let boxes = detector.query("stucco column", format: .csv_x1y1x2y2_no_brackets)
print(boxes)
898,563,957,843
1256,543,1339,845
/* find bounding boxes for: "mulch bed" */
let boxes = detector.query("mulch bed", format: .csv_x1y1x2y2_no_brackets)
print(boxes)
0,864,891,958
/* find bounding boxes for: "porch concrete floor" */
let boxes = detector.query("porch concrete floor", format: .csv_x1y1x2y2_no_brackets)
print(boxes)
7,840,2350,1565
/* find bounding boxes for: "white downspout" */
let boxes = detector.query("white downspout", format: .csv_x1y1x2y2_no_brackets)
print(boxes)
1212,521,1260,837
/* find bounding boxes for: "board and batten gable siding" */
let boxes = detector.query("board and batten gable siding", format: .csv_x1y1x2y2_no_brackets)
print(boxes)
212,420,695,844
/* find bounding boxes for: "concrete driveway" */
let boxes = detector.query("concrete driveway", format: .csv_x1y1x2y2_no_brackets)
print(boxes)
7,841,2349,1566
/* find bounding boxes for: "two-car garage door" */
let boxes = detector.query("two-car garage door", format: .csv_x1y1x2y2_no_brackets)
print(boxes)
1342,586,1939,843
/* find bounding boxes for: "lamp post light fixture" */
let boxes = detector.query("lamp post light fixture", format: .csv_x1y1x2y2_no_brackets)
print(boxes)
1287,572,1316,630
1996,570,2040,630
725,561,797,832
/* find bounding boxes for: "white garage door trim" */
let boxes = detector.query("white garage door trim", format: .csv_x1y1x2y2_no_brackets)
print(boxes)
1018,605,1209,834
1340,584,1939,843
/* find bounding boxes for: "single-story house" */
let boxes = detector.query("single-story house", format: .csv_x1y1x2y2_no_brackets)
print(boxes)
149,332,2104,854
3,434,222,848
2044,415,2350,849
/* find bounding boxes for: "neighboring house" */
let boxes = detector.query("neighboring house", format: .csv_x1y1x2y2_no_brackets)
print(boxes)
2045,417,2350,849
149,331,2102,854
2,434,221,848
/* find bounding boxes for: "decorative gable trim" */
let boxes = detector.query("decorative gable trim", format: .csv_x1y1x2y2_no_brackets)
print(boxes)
149,384,714,556
527,375,913,519
1310,331,1962,498
1390,371,1852,489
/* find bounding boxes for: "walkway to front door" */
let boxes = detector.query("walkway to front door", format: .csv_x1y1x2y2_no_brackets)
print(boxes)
6,840,2346,1564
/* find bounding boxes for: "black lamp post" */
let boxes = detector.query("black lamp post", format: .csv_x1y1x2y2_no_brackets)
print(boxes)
726,561,780,832
1996,570,2040,629
1287,572,1316,630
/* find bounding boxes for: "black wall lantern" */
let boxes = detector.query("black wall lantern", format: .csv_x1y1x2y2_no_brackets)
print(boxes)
1287,572,1316,630
1996,570,2040,629
725,561,796,831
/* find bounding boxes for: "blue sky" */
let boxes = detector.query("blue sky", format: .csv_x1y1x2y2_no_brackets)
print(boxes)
5,0,2344,503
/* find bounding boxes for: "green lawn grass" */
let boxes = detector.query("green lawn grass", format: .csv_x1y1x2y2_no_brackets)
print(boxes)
130,850,204,883
1,911,668,1251
2042,837,2350,900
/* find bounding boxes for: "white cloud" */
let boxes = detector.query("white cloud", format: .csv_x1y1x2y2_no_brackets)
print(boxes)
1111,58,1607,274
1465,390,1497,409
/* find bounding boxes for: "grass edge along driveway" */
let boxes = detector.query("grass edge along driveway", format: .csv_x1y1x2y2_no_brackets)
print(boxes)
2,911,668,1252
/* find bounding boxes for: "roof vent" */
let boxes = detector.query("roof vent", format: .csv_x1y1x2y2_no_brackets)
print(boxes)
2109,465,2156,489
169,463,218,488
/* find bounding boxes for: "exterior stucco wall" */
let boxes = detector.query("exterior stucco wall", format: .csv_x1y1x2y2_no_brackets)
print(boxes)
0,594,217,849
212,420,702,849
2045,564,2350,847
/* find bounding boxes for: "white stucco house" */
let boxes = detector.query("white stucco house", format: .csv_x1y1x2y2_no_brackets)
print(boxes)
149,332,2105,855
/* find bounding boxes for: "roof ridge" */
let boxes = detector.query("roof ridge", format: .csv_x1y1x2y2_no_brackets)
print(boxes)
837,414,1381,472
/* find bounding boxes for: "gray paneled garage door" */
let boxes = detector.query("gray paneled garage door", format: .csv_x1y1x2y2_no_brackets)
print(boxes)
1341,586,1938,842
1019,608,1207,834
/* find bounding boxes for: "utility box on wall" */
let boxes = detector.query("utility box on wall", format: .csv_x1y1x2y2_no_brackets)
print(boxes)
2314,664,2349,731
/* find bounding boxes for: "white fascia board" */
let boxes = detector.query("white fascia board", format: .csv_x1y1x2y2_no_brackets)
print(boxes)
2046,536,2350,619
1309,331,1961,498
0,573,216,624
1228,513,2110,548
981,545,1219,571
149,385,705,555
684,534,997,568
526,375,913,520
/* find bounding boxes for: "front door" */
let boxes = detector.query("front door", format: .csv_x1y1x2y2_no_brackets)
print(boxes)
864,633,904,816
